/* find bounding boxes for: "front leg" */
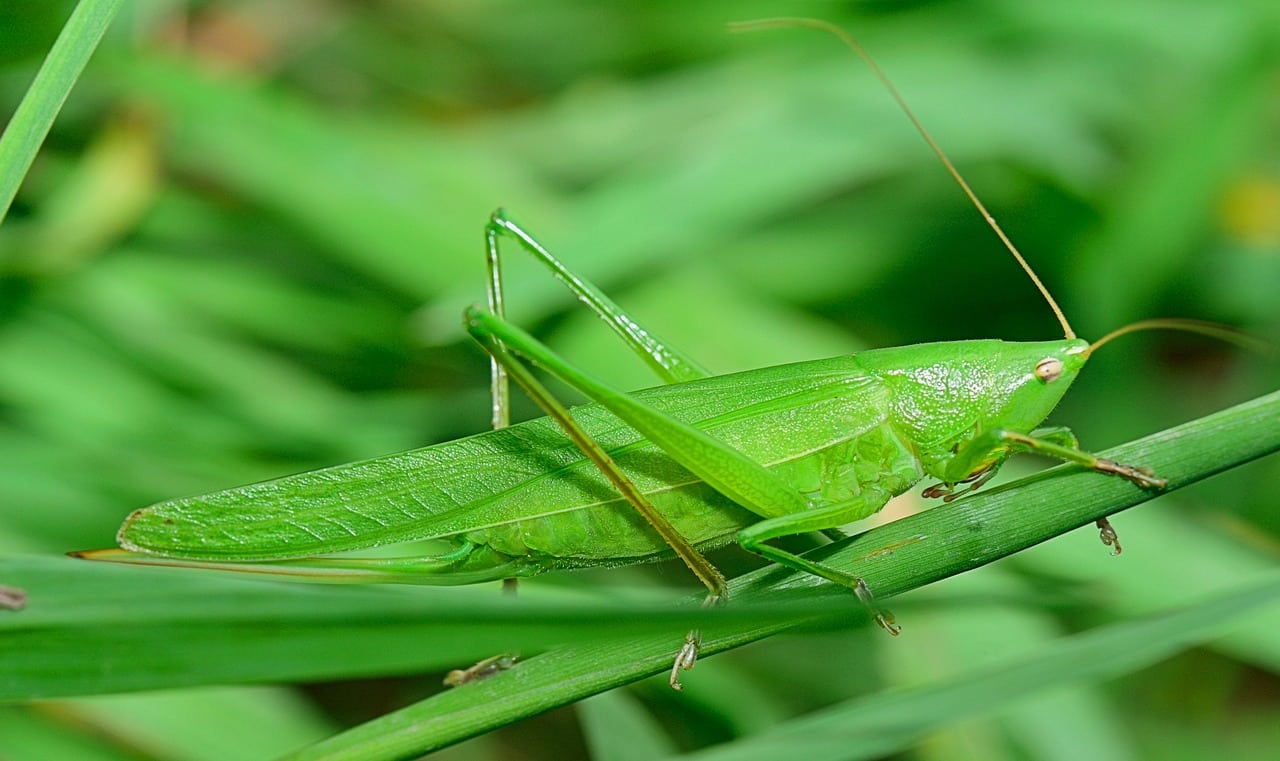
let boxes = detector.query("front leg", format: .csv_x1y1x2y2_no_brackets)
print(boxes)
939,426,1166,554
942,426,1167,490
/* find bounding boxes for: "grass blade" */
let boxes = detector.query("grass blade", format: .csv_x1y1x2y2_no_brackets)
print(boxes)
0,0,123,224
0,555,827,701
679,571,1280,761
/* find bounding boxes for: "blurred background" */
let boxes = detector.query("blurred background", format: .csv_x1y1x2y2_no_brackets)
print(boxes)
1,1,1278,759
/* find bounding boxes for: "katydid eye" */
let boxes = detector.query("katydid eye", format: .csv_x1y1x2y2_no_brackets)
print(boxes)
1034,357,1063,383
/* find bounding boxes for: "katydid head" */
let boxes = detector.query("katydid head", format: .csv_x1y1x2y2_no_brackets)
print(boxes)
971,321,1258,447
981,338,1091,434
857,338,1089,457
867,320,1257,453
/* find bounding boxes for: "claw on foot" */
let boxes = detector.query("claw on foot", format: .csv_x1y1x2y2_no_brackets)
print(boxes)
854,578,900,636
1096,518,1123,556
921,464,999,503
444,653,518,687
1097,459,1167,490
670,629,701,691
667,592,724,690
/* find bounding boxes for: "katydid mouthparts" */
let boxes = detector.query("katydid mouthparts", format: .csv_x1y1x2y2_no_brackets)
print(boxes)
75,18,1238,690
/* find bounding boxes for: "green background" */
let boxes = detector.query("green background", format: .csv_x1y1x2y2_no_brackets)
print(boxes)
2,1,1278,759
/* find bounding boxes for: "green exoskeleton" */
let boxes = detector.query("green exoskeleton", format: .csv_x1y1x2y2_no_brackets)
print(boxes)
80,18,1198,689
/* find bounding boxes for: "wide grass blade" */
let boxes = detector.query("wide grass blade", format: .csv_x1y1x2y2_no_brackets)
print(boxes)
0,555,828,701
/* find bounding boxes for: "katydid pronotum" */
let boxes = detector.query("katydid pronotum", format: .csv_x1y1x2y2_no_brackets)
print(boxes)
77,18,1227,690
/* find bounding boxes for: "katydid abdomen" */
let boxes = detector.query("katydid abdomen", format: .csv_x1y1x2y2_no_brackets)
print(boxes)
468,382,915,562
116,355,887,564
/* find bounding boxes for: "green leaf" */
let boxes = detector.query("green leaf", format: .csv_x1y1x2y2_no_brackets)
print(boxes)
0,0,123,224
677,571,1280,761
0,553,832,701
0,688,335,761
579,690,680,761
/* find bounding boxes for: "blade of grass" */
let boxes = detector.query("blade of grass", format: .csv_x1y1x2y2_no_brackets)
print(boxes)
578,690,680,761
678,570,1280,761
876,569,1133,761
0,555,833,701
280,389,1280,761
0,0,123,225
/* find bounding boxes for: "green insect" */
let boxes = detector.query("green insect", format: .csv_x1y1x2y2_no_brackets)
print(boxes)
79,18,1209,689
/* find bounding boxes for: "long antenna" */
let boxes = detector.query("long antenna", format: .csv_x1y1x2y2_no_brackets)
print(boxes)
1084,319,1270,359
729,17,1077,340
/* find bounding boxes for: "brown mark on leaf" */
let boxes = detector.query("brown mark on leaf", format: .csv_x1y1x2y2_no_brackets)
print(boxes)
1,585,28,611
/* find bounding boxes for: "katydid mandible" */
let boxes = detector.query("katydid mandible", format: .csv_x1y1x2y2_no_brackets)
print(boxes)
78,18,1192,689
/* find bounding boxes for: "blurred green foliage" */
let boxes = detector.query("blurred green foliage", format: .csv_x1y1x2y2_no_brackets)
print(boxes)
1,1,1278,759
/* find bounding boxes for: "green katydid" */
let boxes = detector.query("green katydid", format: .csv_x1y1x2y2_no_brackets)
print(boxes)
76,18,1226,689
